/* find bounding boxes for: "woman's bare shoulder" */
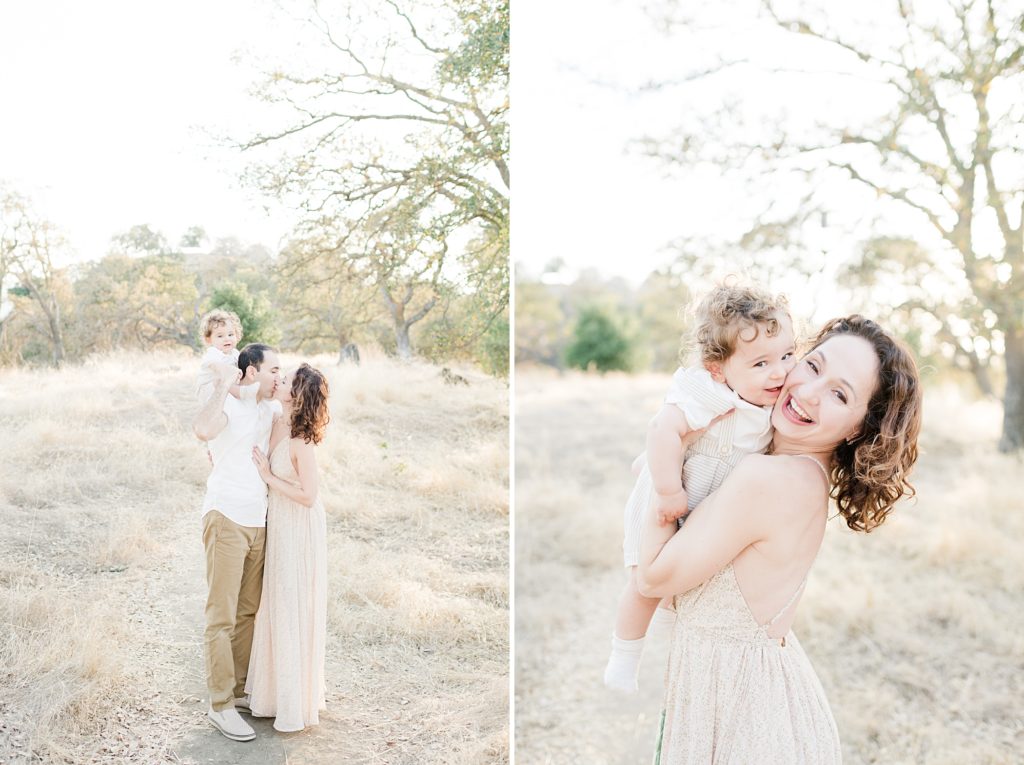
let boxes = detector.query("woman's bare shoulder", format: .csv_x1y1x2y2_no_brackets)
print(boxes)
289,436,318,458
731,454,829,515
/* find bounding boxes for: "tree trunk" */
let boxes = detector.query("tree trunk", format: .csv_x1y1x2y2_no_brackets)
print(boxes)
395,323,413,360
48,295,65,366
381,286,412,361
999,326,1024,452
380,284,436,362
964,348,996,399
337,342,360,365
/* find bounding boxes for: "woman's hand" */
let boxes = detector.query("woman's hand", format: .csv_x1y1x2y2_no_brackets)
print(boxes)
680,409,736,451
252,447,273,482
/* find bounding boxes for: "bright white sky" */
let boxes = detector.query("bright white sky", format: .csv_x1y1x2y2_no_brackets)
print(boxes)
514,0,697,280
0,0,306,260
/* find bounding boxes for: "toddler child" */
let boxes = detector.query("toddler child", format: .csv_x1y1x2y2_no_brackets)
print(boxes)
195,309,257,402
603,284,797,693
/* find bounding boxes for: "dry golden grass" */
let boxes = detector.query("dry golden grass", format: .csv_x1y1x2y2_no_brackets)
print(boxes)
0,348,508,764
514,368,1023,765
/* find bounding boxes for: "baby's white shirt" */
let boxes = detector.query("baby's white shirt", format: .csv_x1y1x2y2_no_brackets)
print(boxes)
196,346,257,402
620,366,774,567
201,346,239,368
663,366,773,453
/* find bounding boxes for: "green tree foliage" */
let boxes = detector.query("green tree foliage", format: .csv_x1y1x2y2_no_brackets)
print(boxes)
565,306,633,373
273,229,380,358
514,276,569,368
516,266,645,371
636,268,691,372
111,224,170,257
477,313,509,376
73,252,201,352
206,282,281,348
1,191,72,365
179,225,207,248
187,237,275,299
413,228,509,371
239,0,508,361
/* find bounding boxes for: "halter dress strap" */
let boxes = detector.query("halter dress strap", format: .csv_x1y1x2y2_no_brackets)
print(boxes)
793,454,829,482
764,576,808,630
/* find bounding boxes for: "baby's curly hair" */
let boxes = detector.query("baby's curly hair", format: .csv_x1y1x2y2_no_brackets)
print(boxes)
689,283,791,365
199,309,243,342
289,363,330,445
812,315,922,532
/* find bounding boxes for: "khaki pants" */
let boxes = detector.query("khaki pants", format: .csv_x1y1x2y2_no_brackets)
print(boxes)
202,510,266,712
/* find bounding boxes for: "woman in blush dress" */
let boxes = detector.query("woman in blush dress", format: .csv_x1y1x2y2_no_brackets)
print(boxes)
638,316,922,764
245,363,331,732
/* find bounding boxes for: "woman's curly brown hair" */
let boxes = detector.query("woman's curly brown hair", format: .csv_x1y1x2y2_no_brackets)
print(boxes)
812,316,922,532
289,363,330,445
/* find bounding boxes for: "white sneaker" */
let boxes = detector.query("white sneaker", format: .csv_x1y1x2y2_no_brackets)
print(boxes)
234,695,251,713
207,705,255,741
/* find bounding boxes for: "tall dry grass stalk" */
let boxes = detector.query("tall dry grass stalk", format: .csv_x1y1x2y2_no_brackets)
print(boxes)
515,369,1023,765
0,349,508,764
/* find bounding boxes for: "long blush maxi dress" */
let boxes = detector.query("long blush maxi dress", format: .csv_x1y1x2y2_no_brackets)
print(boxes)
245,438,328,732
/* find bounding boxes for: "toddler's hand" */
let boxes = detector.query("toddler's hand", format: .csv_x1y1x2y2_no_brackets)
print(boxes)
655,488,689,526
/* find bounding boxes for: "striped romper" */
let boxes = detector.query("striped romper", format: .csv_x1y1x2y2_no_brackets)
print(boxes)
622,366,773,568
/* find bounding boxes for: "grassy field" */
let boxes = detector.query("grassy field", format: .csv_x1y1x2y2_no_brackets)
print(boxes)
514,368,1023,765
0,349,509,765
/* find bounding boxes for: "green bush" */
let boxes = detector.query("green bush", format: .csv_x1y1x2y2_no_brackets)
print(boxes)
564,306,633,372
477,314,509,377
206,282,281,348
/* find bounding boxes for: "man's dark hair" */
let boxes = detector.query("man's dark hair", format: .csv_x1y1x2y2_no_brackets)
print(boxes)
237,343,275,373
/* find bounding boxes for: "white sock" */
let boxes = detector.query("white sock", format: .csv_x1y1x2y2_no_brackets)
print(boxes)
603,634,645,693
646,607,677,641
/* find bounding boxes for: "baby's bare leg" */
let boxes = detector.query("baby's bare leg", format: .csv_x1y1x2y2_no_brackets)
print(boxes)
613,567,662,639
604,567,665,693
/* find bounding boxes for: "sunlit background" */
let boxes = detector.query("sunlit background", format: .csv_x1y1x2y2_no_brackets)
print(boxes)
1,0,508,374
515,0,1022,414
514,2,1024,763
1,2,509,763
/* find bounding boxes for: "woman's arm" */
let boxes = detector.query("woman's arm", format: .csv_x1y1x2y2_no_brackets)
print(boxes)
252,440,320,507
636,456,776,598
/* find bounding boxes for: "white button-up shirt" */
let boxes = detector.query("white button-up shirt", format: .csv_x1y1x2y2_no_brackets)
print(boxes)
201,394,282,527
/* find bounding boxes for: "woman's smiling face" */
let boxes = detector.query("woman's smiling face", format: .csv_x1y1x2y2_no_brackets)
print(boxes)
771,334,881,452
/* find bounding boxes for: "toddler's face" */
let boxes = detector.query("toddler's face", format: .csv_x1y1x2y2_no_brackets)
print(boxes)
711,314,797,407
207,324,239,354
